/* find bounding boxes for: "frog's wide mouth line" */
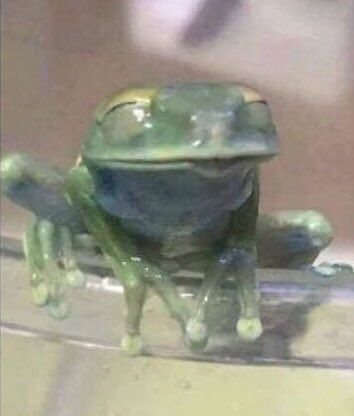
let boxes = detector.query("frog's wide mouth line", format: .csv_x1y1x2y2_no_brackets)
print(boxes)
83,138,278,170
84,153,276,172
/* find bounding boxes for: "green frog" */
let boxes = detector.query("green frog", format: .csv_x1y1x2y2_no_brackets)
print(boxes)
1,83,334,354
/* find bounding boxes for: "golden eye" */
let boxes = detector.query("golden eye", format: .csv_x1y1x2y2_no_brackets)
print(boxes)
95,88,156,123
74,154,83,167
235,86,264,104
100,103,150,144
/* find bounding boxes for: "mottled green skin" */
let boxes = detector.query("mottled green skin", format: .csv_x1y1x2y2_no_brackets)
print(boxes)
1,84,334,354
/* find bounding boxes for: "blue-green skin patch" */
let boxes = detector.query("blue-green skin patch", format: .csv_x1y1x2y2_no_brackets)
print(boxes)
1,83,334,354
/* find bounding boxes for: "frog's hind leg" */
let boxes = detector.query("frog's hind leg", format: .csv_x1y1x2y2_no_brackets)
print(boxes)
1,153,84,231
58,226,86,286
120,280,148,356
23,218,49,306
257,210,333,271
185,261,225,349
2,154,87,316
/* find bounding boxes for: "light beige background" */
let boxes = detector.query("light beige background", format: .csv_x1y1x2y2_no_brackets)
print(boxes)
2,0,354,260
2,6,354,415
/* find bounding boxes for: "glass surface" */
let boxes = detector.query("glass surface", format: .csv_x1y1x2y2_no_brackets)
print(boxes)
2,242,354,414
3,238,354,367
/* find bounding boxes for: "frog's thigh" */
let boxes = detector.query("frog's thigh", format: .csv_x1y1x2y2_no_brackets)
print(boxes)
1,153,83,231
256,210,333,269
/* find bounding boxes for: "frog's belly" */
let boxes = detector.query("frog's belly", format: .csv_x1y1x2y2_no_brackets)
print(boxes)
93,164,254,255
119,211,231,258
97,191,251,256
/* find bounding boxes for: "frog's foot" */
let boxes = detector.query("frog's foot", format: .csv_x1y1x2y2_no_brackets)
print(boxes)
24,218,86,318
120,333,144,356
185,319,209,350
236,317,263,342
305,262,354,278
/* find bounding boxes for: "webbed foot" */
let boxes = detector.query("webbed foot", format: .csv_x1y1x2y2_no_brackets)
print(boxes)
305,262,354,278
24,218,86,318
120,334,144,356
236,317,263,342
185,319,209,350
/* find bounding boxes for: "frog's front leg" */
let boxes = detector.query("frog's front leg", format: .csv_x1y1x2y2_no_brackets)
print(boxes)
1,154,86,317
67,165,190,355
186,242,262,349
230,244,262,342
186,177,261,349
186,257,228,349
193,243,262,344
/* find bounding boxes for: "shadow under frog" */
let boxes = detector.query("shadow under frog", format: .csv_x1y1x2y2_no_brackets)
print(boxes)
1,83,334,355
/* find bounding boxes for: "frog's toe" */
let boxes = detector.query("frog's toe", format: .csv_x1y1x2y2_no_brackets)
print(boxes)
120,334,144,356
31,283,50,306
24,219,81,318
185,319,209,350
237,317,263,342
24,222,49,305
331,262,354,273
310,264,336,277
66,268,86,287
49,299,70,319
307,262,353,278
60,226,87,287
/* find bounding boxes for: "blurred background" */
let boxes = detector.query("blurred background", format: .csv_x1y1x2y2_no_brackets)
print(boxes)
2,0,354,262
2,4,354,415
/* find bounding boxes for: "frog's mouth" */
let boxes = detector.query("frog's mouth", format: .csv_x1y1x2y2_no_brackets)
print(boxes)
85,156,265,179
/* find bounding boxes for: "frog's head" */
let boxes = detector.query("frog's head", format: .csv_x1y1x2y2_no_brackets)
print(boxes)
82,84,278,227
83,83,278,169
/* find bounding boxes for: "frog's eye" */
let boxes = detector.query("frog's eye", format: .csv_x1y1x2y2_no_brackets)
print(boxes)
235,102,275,134
152,83,266,116
99,103,151,145
95,88,156,123
237,86,264,104
153,83,245,116
94,88,157,145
